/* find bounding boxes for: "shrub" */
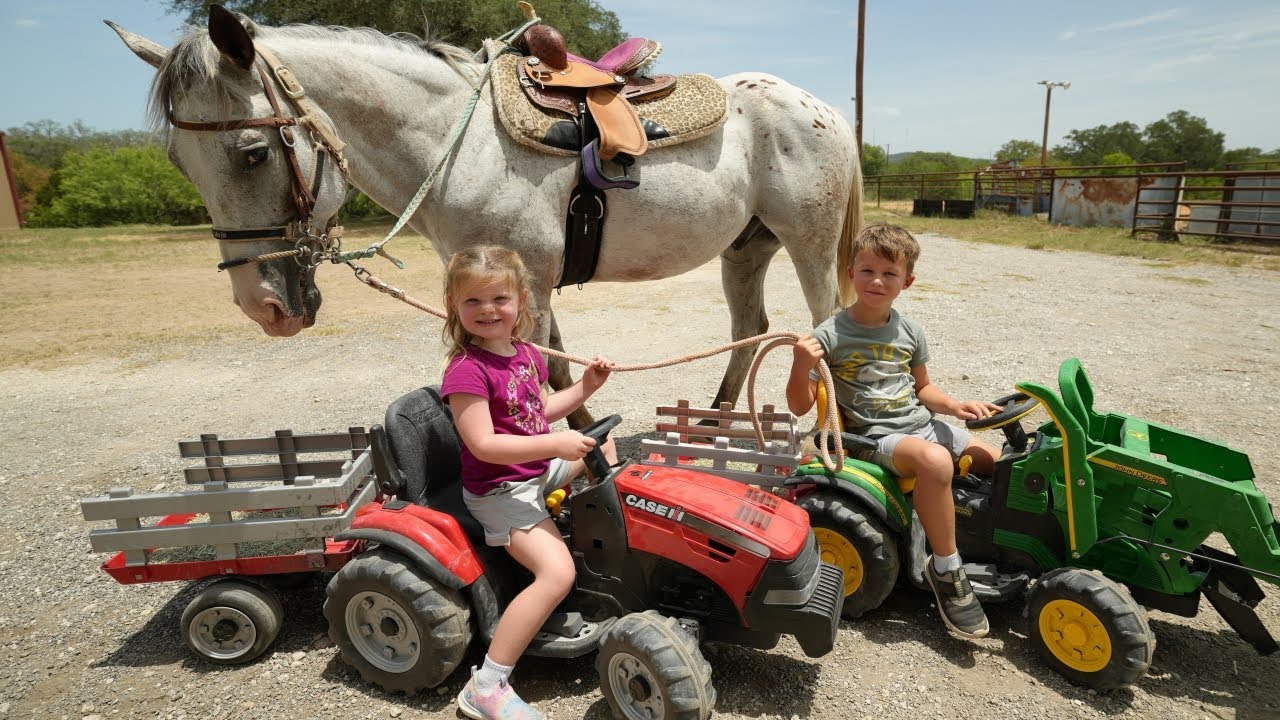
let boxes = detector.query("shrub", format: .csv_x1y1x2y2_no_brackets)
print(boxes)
26,145,207,227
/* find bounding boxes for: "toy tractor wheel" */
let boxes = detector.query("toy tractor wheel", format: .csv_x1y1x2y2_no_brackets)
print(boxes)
323,547,471,693
797,491,899,618
597,611,716,720
181,579,283,664
1026,568,1155,690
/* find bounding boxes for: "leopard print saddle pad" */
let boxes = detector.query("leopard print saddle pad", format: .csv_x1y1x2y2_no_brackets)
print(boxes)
489,50,727,157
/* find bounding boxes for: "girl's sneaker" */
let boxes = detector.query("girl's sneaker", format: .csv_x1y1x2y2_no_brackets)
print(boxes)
457,668,545,720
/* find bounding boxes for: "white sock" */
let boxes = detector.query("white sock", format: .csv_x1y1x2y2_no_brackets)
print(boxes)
474,655,513,692
933,552,962,574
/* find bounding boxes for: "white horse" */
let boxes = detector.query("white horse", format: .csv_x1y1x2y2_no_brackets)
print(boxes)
110,6,861,424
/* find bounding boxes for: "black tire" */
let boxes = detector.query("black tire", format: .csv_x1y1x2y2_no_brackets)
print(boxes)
323,547,471,693
1025,567,1155,690
596,611,716,720
181,579,283,664
797,491,899,618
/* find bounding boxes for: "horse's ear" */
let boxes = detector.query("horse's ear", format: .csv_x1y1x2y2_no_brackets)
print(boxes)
208,4,255,71
104,20,168,69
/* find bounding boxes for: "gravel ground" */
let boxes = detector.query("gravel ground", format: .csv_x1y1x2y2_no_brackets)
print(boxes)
1,233,1278,719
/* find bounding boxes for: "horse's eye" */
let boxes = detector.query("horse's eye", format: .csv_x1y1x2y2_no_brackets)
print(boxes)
245,147,269,168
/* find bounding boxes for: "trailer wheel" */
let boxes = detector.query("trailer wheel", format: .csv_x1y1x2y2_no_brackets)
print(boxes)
181,579,283,664
323,546,471,693
797,491,899,618
1026,567,1155,690
597,611,715,720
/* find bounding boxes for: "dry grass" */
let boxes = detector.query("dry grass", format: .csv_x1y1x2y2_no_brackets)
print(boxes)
2,210,1276,371
0,219,448,370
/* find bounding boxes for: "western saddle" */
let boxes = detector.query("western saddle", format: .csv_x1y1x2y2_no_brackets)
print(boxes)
514,2,672,190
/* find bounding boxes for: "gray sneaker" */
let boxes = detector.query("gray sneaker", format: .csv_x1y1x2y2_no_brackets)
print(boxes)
923,557,990,639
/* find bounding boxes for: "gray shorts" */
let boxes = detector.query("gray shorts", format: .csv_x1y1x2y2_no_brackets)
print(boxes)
873,419,971,476
462,458,571,547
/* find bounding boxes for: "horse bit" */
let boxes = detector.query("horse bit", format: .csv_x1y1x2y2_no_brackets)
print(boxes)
165,46,350,272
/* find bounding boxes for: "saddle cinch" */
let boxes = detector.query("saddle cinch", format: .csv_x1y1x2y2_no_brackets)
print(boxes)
494,16,728,191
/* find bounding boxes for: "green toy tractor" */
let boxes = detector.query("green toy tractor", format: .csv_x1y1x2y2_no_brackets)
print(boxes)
790,357,1280,689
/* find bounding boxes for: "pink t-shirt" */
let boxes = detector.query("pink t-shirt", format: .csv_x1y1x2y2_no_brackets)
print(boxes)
441,341,550,495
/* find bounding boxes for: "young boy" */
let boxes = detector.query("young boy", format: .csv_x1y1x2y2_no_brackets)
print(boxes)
786,223,1001,639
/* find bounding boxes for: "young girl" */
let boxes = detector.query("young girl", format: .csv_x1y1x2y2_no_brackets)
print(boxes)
440,245,617,720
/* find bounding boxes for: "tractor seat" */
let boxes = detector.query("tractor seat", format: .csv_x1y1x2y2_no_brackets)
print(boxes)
381,385,487,543
815,382,918,494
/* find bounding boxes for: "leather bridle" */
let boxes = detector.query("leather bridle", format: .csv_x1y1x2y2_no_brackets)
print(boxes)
166,46,349,271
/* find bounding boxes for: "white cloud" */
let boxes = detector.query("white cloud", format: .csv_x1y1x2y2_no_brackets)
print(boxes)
1087,9,1185,33
870,105,901,117
1136,51,1215,82
1060,29,1076,40
15,19,40,28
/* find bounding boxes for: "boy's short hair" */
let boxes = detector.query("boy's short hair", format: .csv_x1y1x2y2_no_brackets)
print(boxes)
852,224,921,274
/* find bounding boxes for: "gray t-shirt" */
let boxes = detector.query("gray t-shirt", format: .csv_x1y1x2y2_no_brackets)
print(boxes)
809,308,932,437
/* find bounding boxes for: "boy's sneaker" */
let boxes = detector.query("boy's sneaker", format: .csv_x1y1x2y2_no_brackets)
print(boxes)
923,557,990,639
457,668,545,720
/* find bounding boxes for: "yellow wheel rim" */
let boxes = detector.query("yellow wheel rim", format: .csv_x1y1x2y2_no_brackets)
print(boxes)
1038,599,1113,672
813,528,862,597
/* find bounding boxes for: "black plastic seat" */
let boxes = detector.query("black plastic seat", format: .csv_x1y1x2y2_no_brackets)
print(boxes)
381,385,487,542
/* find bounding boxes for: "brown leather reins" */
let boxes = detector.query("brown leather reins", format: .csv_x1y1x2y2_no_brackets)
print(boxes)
166,47,349,271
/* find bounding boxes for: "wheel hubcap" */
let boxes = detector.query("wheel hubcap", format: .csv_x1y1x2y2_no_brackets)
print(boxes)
1039,599,1113,672
189,606,257,660
345,590,421,673
814,527,863,596
608,651,665,720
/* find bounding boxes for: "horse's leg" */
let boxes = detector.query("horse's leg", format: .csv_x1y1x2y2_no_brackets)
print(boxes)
546,310,594,429
712,218,782,410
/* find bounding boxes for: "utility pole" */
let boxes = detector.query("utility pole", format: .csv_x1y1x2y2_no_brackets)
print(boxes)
1037,80,1070,166
854,0,866,155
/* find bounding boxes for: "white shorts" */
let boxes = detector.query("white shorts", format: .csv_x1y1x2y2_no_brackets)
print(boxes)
462,458,571,547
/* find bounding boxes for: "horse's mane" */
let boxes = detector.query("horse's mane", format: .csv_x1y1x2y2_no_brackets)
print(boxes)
147,15,479,134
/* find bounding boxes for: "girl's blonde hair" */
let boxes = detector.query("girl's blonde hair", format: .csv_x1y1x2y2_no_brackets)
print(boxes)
441,245,536,360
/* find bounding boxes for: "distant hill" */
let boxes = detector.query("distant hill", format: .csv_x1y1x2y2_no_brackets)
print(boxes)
887,151,991,165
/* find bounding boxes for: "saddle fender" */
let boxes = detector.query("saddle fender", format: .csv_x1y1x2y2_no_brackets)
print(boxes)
337,502,484,589
790,461,913,535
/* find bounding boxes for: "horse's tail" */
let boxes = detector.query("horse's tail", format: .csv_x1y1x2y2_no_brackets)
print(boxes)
836,148,864,307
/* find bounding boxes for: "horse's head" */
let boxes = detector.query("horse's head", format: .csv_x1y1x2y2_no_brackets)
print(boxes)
108,5,349,336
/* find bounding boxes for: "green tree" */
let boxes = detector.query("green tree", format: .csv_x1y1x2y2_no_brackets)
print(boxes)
860,144,886,177
1141,110,1223,170
995,139,1040,164
4,120,154,169
1052,121,1144,166
1097,151,1135,175
27,146,206,227
163,0,626,57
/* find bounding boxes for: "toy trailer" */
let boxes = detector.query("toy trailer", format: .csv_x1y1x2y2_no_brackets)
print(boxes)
80,428,378,664
641,400,803,488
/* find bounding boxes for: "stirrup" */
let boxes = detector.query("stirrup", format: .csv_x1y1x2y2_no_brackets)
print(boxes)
582,139,638,190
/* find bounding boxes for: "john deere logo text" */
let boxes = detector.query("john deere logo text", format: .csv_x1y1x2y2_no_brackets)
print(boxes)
624,494,685,521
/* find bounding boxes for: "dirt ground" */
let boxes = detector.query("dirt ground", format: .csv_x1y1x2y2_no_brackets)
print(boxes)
1,230,1278,719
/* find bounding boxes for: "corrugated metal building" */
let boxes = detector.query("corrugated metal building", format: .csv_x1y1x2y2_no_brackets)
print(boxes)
0,131,22,230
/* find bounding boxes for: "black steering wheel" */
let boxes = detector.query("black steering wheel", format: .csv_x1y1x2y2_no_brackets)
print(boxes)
965,392,1039,452
579,414,622,481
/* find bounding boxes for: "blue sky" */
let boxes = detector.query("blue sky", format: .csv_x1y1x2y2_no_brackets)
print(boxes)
2,1,1277,158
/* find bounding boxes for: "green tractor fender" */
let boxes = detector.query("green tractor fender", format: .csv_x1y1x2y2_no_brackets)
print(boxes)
791,458,913,535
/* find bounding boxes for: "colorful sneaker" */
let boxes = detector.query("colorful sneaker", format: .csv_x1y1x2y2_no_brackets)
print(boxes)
923,557,990,639
457,668,545,720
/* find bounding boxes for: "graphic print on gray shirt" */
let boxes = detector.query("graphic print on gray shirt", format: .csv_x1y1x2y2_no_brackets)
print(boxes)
809,308,933,437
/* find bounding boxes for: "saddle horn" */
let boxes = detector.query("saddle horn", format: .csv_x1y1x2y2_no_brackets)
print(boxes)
522,24,568,71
